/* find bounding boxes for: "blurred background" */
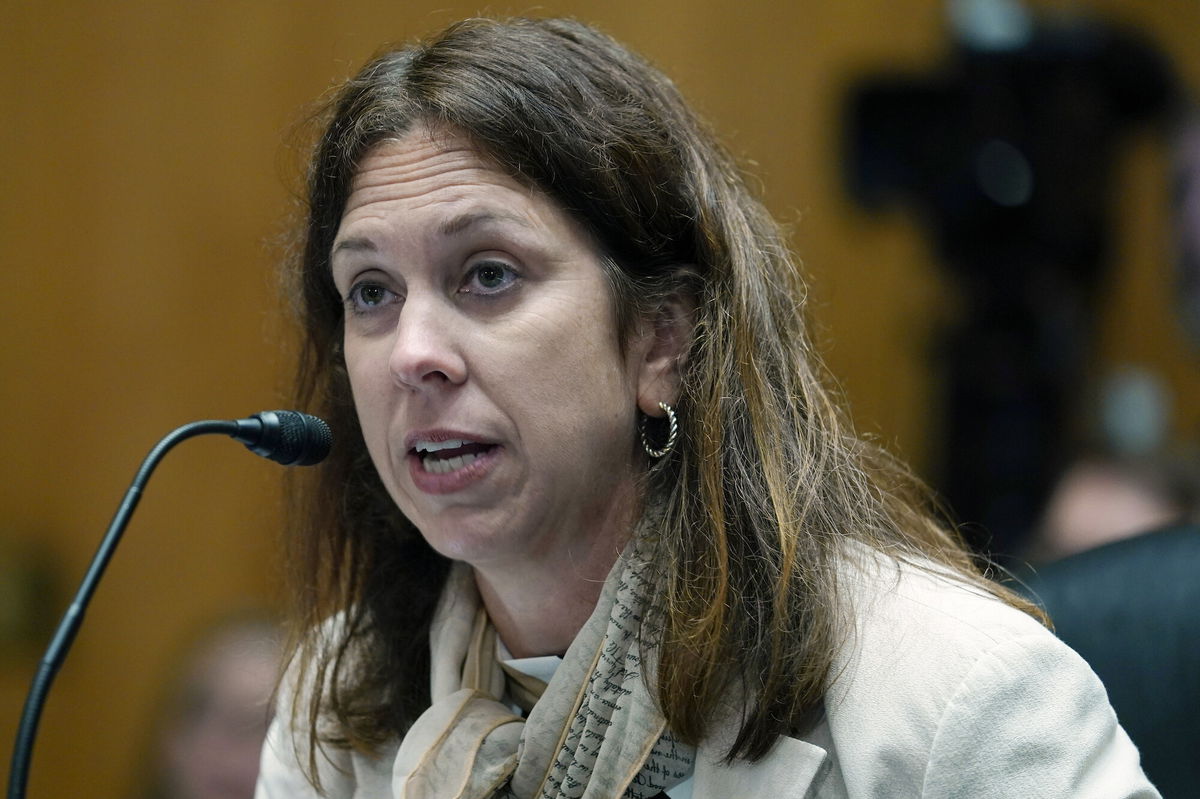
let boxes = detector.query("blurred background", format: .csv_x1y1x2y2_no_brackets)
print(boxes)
1,1,1197,796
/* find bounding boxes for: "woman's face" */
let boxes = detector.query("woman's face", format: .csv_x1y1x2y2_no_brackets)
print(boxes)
331,127,658,569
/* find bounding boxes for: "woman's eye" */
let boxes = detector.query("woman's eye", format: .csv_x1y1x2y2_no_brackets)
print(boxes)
346,282,396,313
462,261,518,295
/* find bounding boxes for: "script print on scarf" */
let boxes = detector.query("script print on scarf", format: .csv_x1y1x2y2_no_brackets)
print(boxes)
535,558,693,799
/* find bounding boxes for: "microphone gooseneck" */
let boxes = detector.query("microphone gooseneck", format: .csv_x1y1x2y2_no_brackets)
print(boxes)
6,411,331,799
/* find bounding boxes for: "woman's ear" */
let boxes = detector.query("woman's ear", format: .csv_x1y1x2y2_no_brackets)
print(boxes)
635,292,695,417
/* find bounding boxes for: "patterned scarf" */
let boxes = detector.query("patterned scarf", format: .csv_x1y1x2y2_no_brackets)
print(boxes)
389,547,694,798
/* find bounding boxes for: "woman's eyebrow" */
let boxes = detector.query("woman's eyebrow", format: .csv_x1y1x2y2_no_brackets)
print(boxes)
331,236,377,257
331,210,534,259
438,209,532,237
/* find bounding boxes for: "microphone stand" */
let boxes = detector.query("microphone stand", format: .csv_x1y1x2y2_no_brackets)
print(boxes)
6,418,293,799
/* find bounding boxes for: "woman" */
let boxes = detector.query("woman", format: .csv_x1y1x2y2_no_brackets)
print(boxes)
259,17,1155,798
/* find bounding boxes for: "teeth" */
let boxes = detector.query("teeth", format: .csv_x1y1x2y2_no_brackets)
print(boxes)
422,452,479,474
414,438,470,454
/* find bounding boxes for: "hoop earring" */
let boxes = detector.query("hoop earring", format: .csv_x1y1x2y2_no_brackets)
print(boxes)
640,402,678,459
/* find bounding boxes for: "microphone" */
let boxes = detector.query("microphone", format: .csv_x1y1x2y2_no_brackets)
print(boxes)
7,411,332,799
231,409,333,466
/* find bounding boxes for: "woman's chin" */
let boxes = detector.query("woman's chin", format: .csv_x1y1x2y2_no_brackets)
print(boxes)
425,532,526,569
410,510,525,566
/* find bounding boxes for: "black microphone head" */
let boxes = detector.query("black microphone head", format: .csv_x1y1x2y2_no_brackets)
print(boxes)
242,410,333,466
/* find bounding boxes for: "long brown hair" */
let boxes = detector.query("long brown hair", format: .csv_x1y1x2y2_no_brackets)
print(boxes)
283,15,1041,782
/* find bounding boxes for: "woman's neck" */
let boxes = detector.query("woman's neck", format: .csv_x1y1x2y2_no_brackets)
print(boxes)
474,559,612,658
470,502,637,658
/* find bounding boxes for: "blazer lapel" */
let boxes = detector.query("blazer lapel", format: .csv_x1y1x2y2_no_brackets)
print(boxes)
692,737,830,798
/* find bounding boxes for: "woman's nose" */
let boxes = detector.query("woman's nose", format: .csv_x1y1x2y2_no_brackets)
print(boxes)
387,299,467,391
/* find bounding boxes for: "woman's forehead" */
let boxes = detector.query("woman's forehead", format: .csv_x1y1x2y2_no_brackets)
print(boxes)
337,129,599,256
350,130,505,195
340,139,524,221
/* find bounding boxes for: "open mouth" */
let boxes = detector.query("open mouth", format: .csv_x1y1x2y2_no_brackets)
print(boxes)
412,439,496,474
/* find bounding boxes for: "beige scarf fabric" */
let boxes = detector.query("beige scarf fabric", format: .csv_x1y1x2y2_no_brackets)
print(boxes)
390,548,694,798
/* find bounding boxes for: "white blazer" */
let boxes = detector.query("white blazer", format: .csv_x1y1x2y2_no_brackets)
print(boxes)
258,548,1157,798
692,548,1157,798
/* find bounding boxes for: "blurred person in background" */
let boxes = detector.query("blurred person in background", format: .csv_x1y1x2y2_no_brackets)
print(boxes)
133,614,281,799
1030,448,1199,563
1016,108,1200,799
